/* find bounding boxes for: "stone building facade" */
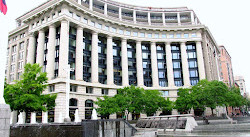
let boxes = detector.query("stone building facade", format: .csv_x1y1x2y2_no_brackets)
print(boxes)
6,0,220,123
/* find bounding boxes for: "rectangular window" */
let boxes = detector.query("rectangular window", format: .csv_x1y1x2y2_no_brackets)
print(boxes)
158,72,165,78
20,42,24,50
140,33,145,37
96,23,102,29
125,31,131,36
49,85,55,92
70,85,77,92
173,62,181,69
157,53,164,59
160,91,169,97
11,64,15,72
176,33,181,38
119,29,124,34
169,34,174,38
83,18,88,24
174,70,181,78
11,55,16,62
104,26,109,31
188,61,197,68
187,52,196,59
111,27,116,33
154,33,159,38
191,33,197,37
172,53,180,59
158,62,164,69
19,52,24,60
133,32,138,36
86,87,93,94
127,51,132,58
102,89,108,95
162,34,167,38
189,70,198,77
90,21,95,26
18,62,23,69
12,45,17,53
184,33,189,38
147,33,152,38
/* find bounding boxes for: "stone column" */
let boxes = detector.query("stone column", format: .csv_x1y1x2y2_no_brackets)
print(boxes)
119,7,122,21
148,12,151,25
104,3,107,16
36,30,45,66
91,31,99,83
30,112,36,124
59,20,69,78
180,42,190,86
133,10,136,23
106,36,114,85
190,11,195,25
136,41,144,86
75,26,83,80
150,42,159,87
162,12,166,26
47,25,56,80
0,104,11,137
27,33,36,64
202,42,212,81
14,41,20,80
165,42,175,87
177,12,181,26
122,39,129,86
89,0,93,10
42,111,48,123
196,41,206,80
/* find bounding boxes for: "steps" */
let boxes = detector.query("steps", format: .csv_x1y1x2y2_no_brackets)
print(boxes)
132,128,157,137
193,123,250,133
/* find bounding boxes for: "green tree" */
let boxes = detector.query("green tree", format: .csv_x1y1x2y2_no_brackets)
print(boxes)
4,63,57,113
175,88,192,114
95,96,118,119
226,87,245,110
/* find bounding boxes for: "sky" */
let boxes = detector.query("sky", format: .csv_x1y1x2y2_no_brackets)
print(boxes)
0,0,250,94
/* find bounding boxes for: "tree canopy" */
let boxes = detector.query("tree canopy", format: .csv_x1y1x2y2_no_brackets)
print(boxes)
175,80,246,115
95,85,173,119
4,63,57,112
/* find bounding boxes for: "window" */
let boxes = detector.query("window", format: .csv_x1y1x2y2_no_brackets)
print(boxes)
11,55,16,62
17,72,22,80
18,62,23,69
190,79,199,86
11,64,15,72
96,23,102,29
154,33,159,38
90,21,95,26
127,51,132,58
111,27,116,33
10,74,14,82
191,33,197,37
184,33,189,38
186,45,195,50
139,33,145,37
19,52,24,60
69,98,77,106
188,61,197,68
104,26,109,31
133,32,138,36
119,29,124,34
20,42,24,50
49,85,55,92
102,89,108,95
174,70,181,78
157,46,164,50
70,85,77,92
189,70,198,77
113,49,117,56
187,52,196,59
172,53,180,59
158,72,165,78
147,33,152,38
162,34,167,38
173,62,181,69
83,18,88,24
171,46,179,50
157,53,164,59
142,53,149,59
85,100,93,107
160,91,169,97
169,34,174,38
159,81,167,87
125,31,131,36
158,62,164,69
176,33,181,38
69,11,73,17
143,62,148,68
86,87,93,94
12,45,17,53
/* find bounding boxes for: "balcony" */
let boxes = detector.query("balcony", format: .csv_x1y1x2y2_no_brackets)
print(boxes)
93,4,104,14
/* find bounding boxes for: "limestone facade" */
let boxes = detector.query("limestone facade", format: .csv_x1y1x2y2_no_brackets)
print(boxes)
6,0,220,122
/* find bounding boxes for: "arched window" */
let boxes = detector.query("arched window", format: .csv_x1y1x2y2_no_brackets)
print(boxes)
69,98,78,106
85,100,93,107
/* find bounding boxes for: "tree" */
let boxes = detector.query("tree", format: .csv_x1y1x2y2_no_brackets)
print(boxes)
4,63,57,113
175,88,192,114
95,86,173,119
226,87,245,110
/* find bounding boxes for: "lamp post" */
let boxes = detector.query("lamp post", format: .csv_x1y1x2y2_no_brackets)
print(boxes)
64,64,74,122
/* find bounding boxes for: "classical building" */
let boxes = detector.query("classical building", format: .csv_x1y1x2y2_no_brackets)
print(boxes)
235,76,247,96
6,0,220,123
219,45,234,87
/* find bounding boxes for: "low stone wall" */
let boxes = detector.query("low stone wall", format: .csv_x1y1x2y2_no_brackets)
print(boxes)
10,119,136,137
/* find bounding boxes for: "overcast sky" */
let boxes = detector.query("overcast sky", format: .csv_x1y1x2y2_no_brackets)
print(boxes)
0,0,250,94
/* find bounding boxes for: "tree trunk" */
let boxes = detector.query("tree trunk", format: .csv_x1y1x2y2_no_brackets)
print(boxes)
211,108,214,116
226,106,228,115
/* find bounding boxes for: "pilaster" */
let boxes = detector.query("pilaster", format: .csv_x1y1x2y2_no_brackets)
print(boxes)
150,42,159,87
47,25,56,80
106,36,114,85
180,42,190,86
36,30,45,66
91,31,99,83
136,41,144,86
121,39,129,86
75,26,84,80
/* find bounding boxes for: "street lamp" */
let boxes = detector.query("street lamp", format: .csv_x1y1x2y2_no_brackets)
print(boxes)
64,64,74,122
